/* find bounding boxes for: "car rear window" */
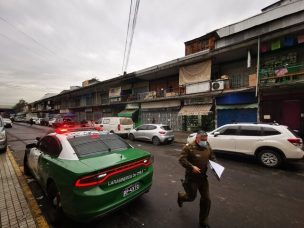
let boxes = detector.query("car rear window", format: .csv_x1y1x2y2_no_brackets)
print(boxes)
161,125,171,131
68,134,131,158
262,127,281,136
287,127,300,137
120,118,133,125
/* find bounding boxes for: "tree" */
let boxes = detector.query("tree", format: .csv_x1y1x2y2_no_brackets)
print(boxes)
13,99,27,113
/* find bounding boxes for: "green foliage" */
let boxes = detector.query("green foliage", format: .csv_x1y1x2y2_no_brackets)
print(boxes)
12,99,27,113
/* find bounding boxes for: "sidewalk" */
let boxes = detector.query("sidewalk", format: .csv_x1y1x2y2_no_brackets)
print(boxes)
0,151,37,228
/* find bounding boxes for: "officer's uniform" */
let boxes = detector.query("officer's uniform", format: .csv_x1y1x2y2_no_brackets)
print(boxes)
178,141,216,227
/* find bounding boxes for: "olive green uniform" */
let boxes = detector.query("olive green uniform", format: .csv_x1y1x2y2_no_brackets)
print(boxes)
178,142,215,226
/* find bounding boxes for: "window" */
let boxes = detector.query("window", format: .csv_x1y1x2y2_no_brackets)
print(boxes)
39,136,62,157
120,118,133,125
68,134,131,158
0,118,3,127
137,125,148,131
147,125,157,130
220,126,238,135
263,127,281,136
102,119,110,124
161,125,171,131
239,126,262,136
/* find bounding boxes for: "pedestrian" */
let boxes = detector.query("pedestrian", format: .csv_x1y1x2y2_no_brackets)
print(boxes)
29,118,34,126
177,130,216,228
152,117,156,124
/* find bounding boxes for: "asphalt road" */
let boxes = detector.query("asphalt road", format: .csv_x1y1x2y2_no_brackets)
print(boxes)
6,123,304,228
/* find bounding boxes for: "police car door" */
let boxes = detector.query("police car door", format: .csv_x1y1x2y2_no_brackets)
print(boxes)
28,142,44,181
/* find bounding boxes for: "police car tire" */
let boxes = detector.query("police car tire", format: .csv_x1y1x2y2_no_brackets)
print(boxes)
152,137,160,145
47,182,63,224
0,146,7,153
23,155,31,176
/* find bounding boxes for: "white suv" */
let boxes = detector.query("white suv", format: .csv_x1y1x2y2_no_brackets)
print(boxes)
187,123,304,168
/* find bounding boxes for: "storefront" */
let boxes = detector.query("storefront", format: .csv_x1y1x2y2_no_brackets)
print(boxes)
117,104,140,126
260,89,304,138
178,104,213,132
140,100,182,130
216,92,257,127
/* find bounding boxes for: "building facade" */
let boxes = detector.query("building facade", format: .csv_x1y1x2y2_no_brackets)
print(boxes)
30,0,304,137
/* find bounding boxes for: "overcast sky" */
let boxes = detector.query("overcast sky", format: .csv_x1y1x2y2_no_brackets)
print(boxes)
0,0,277,106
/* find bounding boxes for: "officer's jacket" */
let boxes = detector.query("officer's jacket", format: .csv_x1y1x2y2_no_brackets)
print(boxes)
179,142,216,176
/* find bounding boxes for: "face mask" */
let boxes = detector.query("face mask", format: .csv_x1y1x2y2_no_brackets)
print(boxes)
197,141,207,148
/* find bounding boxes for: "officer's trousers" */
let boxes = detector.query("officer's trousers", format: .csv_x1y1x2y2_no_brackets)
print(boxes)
179,174,211,226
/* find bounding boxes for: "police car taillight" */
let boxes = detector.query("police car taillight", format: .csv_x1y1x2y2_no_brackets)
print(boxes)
74,158,152,188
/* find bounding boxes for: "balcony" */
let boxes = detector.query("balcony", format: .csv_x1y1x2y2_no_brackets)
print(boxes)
137,88,184,101
259,64,304,86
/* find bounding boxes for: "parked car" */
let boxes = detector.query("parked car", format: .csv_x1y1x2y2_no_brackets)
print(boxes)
187,123,304,168
128,124,174,145
3,118,13,128
99,117,134,137
34,118,43,125
40,118,49,126
0,116,7,152
52,117,77,128
23,128,153,223
48,118,56,127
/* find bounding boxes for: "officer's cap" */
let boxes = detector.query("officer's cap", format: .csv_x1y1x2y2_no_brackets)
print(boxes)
196,130,208,136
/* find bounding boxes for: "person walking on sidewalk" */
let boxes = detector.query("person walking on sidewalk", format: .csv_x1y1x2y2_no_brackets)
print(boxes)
177,130,216,228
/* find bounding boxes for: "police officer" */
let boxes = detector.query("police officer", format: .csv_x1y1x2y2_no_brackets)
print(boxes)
178,130,216,228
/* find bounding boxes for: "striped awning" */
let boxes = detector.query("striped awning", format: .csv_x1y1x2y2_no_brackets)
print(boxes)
178,104,212,116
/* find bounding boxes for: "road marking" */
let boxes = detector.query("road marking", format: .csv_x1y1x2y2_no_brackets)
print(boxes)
174,149,182,152
7,149,49,228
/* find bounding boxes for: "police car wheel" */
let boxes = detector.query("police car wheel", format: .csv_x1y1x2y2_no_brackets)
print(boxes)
23,154,31,176
47,182,63,224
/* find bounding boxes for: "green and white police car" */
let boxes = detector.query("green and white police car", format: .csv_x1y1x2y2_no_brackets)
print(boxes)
24,127,153,223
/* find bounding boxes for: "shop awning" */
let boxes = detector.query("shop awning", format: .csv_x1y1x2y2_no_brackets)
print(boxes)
117,109,137,118
216,103,258,110
141,100,181,109
178,104,212,116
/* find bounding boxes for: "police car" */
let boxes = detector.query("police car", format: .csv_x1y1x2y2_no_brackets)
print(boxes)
23,127,153,223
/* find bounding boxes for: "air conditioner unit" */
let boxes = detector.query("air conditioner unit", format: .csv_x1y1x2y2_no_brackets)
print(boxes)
211,80,224,91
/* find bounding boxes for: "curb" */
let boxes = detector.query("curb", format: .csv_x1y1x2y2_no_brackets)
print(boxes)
7,148,49,228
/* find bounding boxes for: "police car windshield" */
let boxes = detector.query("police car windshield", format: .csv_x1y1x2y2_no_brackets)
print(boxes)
68,134,131,158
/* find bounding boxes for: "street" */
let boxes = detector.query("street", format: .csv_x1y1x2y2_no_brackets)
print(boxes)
6,123,304,228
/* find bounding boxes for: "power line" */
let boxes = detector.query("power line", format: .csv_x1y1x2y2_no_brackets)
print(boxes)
122,0,134,73
122,0,141,74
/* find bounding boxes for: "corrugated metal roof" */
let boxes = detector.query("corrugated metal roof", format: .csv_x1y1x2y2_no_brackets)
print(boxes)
216,0,304,38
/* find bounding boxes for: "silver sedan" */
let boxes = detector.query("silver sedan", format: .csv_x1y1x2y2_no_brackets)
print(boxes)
128,124,174,145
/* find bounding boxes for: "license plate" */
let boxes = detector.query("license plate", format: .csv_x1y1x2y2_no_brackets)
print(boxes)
123,183,140,197
168,137,172,140
125,128,130,130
